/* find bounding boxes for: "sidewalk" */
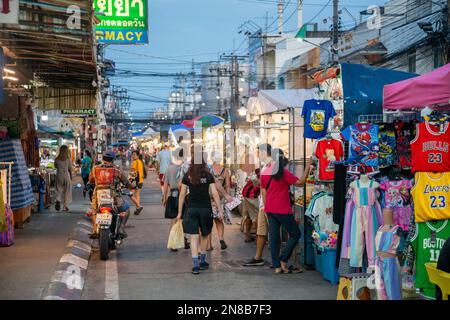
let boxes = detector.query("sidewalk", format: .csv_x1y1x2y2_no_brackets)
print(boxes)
0,177,90,299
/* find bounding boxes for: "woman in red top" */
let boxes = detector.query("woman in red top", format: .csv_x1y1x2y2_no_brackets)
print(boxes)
261,148,313,274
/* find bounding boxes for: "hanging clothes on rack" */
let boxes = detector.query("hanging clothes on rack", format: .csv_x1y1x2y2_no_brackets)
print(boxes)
333,162,348,269
313,136,344,182
340,178,383,268
301,99,337,139
393,121,415,170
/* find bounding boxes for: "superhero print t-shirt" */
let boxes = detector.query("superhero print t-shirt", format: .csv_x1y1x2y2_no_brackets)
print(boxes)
341,123,379,168
302,99,337,139
378,123,398,168
393,121,415,170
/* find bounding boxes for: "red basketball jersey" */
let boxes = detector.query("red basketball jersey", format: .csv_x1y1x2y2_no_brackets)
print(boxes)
410,122,450,173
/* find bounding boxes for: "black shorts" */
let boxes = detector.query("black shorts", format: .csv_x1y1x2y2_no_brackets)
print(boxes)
182,207,213,236
136,183,143,189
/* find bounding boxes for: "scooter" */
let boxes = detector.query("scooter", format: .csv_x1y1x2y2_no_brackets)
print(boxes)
95,187,131,260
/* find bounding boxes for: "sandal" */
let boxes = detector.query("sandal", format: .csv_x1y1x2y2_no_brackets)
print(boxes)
63,207,69,212
286,265,304,274
274,268,289,274
244,238,255,243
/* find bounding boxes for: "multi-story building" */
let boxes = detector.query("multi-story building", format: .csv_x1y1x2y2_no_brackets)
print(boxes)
319,0,448,74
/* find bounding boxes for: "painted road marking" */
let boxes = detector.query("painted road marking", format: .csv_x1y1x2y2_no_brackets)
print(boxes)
105,251,120,300
43,295,66,300
60,253,89,270
67,240,91,253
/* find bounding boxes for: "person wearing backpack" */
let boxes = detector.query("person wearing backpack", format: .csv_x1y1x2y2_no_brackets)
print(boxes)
131,150,145,215
260,148,313,274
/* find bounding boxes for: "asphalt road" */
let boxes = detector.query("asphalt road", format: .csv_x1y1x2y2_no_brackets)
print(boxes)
81,171,338,300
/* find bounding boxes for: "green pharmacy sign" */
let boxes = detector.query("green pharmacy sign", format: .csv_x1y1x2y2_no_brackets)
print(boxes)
94,0,148,44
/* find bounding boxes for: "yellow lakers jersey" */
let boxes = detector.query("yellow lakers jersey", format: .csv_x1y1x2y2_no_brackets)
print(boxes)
411,172,450,222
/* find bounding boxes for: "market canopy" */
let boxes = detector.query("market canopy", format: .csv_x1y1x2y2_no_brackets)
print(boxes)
181,114,224,128
246,89,317,122
341,63,417,126
383,63,450,110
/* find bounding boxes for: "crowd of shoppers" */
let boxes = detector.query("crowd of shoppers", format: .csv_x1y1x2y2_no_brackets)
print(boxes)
159,142,314,275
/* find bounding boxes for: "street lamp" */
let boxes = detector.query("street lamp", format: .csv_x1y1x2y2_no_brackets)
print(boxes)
238,107,247,117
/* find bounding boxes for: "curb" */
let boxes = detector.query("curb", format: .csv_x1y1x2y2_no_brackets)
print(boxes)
43,219,93,300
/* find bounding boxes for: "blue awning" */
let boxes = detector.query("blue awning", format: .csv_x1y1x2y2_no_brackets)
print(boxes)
341,63,417,126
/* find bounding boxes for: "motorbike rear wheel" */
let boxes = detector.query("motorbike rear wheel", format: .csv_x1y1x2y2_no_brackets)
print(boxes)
99,228,110,260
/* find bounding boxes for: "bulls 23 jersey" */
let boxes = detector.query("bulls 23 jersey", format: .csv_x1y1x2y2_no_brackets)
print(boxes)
411,172,450,222
410,122,450,173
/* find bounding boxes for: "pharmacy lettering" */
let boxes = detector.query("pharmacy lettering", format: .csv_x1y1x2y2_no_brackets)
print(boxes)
94,0,148,44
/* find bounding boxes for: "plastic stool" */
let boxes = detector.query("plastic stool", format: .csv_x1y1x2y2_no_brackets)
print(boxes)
425,263,450,300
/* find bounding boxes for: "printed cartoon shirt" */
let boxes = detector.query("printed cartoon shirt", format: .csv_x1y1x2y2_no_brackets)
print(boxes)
378,123,398,168
314,138,344,181
341,123,380,168
380,179,412,209
393,121,415,170
302,99,337,139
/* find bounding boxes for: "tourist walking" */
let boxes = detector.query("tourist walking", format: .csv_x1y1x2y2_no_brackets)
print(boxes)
261,148,312,274
177,149,224,275
54,145,73,212
81,149,93,198
163,147,188,251
208,151,233,250
156,143,172,190
131,150,144,215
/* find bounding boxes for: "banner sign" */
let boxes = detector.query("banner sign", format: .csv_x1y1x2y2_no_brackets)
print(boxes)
94,0,148,44
61,109,97,117
0,0,19,25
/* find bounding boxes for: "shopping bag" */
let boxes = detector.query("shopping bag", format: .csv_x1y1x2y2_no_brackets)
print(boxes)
167,220,185,250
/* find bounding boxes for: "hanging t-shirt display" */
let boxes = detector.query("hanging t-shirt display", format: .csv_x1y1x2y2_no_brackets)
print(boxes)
302,99,337,139
341,123,380,169
410,121,450,173
380,179,413,231
378,123,398,168
314,138,344,181
393,121,415,170
411,219,450,299
411,172,450,222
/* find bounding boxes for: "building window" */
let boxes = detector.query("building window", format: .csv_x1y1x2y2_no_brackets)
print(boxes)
408,49,416,73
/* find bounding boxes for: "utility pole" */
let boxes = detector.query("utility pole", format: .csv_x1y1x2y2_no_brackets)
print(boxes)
332,0,339,62
192,59,196,116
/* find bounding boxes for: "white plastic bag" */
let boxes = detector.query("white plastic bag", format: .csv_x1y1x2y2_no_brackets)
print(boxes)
167,220,185,249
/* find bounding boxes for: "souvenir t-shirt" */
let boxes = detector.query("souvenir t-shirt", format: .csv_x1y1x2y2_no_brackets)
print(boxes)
378,123,398,168
314,138,344,181
411,172,450,222
260,163,299,215
380,180,412,209
302,99,337,139
341,123,380,168
410,122,450,173
411,220,450,299
393,121,415,170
